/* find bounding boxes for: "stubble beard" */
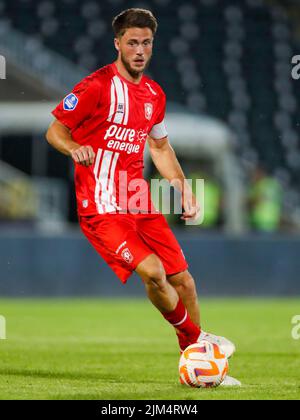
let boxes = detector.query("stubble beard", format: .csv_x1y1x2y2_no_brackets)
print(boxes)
120,52,151,79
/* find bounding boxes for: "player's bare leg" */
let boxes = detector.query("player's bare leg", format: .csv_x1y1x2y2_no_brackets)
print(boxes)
167,270,200,327
136,254,178,312
135,254,200,350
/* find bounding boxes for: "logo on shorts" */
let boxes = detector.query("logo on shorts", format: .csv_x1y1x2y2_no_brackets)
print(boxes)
144,103,153,120
121,248,133,264
63,93,78,111
82,200,89,208
116,241,127,255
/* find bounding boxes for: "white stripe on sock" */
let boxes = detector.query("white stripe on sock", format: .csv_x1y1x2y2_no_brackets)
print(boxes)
172,309,188,327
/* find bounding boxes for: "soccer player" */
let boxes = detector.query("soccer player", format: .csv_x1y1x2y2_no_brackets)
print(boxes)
46,8,240,386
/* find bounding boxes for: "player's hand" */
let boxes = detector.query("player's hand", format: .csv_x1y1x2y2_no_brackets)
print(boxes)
181,193,201,222
70,145,95,167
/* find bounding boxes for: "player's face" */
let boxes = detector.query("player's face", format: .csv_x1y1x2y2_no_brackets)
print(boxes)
115,27,153,78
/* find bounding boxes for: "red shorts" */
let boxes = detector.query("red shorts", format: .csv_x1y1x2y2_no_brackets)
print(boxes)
79,212,188,283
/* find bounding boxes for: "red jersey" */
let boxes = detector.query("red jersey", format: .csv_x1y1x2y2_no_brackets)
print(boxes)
52,63,168,216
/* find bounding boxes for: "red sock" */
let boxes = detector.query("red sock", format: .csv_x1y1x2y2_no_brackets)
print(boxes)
162,299,200,347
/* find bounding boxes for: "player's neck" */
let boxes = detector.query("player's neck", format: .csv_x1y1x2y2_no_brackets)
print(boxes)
114,60,143,85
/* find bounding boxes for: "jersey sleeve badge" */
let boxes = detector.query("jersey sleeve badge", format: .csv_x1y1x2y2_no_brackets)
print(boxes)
63,93,79,111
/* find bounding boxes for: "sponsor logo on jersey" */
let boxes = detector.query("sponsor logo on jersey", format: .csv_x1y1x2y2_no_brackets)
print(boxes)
121,248,133,264
104,125,136,142
103,124,148,154
144,103,153,121
63,93,78,111
137,129,148,143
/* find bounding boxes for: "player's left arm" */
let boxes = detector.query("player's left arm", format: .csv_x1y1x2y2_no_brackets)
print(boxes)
147,135,200,221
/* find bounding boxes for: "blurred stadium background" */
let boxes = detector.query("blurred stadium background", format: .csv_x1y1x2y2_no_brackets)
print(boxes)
0,0,300,297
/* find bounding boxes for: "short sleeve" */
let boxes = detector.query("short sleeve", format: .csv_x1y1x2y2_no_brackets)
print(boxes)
149,92,168,140
52,79,99,131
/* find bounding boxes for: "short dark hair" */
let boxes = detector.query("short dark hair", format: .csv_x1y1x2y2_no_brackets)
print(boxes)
112,8,158,38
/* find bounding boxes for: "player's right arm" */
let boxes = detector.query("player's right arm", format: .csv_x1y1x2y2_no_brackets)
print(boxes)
46,119,95,167
47,78,100,166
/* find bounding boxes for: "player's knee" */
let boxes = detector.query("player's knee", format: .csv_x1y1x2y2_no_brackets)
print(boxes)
142,256,166,288
146,267,166,288
170,270,197,296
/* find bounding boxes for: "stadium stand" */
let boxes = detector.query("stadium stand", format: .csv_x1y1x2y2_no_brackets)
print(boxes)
1,0,300,227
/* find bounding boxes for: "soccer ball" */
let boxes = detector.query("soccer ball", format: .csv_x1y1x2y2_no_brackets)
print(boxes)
179,340,229,388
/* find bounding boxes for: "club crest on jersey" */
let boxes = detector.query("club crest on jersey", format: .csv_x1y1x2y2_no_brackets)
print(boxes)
144,103,153,121
63,93,78,111
121,248,133,264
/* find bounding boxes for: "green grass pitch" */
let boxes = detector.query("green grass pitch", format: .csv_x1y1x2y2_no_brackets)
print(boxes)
0,298,299,400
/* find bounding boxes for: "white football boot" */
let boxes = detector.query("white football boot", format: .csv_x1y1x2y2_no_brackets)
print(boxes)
220,376,242,387
198,331,236,359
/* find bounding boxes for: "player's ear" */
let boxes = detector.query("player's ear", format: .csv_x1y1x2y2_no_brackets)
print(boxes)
114,38,120,52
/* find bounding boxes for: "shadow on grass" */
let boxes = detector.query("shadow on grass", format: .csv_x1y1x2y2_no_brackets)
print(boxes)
0,368,171,385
